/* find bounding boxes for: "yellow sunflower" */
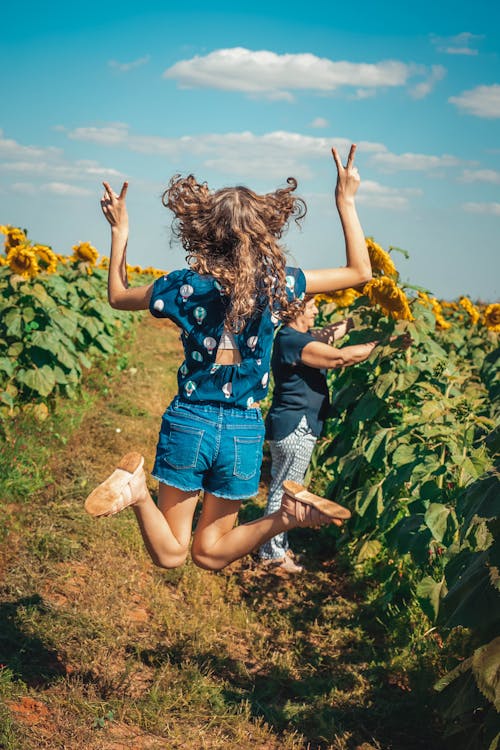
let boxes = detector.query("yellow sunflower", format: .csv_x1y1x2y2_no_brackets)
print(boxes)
365,237,397,277
431,299,451,330
0,225,28,251
7,244,40,279
71,241,99,265
98,256,110,270
35,244,58,274
459,296,480,324
364,276,414,321
417,293,451,329
314,288,361,308
484,303,500,332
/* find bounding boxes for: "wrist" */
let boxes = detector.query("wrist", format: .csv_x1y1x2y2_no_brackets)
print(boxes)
111,225,128,238
336,196,356,211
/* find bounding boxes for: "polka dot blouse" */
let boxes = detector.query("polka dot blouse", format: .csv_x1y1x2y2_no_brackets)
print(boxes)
149,266,306,408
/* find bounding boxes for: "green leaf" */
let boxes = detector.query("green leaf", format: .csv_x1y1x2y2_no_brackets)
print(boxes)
471,637,500,710
8,342,23,358
4,309,23,337
52,307,79,338
17,365,56,397
416,575,447,621
391,443,417,467
395,367,420,392
373,373,395,399
94,334,115,354
0,357,14,376
0,391,15,408
425,503,451,542
441,545,500,631
351,391,385,422
356,539,382,563
364,428,391,469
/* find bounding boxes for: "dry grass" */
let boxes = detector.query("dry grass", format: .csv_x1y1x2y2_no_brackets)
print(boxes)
0,313,442,750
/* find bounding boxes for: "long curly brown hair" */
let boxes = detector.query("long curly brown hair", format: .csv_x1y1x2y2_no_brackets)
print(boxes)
162,175,307,332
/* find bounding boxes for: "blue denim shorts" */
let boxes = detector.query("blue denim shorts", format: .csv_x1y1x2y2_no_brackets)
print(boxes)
152,396,265,500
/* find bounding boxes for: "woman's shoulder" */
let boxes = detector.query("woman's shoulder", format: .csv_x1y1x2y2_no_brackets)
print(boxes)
155,268,212,289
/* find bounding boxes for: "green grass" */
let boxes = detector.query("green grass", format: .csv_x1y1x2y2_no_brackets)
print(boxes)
0,314,448,749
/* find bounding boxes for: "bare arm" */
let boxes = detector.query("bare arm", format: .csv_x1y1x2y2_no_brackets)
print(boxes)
300,332,411,370
300,339,378,369
304,145,372,294
101,181,153,310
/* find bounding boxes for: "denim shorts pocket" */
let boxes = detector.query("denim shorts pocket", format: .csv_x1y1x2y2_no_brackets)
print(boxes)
233,435,263,480
163,423,204,470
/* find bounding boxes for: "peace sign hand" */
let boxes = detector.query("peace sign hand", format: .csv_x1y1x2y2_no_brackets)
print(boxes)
331,144,360,206
100,181,129,233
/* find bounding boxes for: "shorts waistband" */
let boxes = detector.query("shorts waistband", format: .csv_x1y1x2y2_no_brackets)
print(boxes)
174,396,261,418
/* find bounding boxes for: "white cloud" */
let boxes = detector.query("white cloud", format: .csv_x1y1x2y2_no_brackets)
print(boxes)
0,129,61,160
162,47,428,100
357,180,422,210
463,202,500,216
43,182,93,197
310,117,329,128
460,169,500,184
108,55,150,73
0,159,124,182
449,84,500,118
68,124,388,178
409,65,446,99
370,150,462,172
430,32,483,56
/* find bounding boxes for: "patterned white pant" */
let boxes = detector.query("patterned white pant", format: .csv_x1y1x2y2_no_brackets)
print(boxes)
259,415,317,560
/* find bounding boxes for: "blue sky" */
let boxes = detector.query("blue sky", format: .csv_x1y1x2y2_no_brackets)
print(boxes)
1,0,499,300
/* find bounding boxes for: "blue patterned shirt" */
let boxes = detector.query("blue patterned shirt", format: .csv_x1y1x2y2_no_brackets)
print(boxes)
149,266,306,408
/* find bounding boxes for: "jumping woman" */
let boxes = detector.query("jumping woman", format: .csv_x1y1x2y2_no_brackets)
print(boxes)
84,145,372,571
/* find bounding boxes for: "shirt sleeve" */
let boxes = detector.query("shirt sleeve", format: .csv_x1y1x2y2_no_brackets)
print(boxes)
284,266,306,301
149,269,188,325
278,328,316,366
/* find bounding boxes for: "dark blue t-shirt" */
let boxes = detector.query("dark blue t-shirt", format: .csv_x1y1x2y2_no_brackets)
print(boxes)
149,266,306,408
265,326,329,440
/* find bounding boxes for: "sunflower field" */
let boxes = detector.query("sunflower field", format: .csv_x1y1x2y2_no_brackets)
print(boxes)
0,225,164,423
312,238,499,749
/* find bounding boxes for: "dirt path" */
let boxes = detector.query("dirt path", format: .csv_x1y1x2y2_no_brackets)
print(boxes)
0,315,440,750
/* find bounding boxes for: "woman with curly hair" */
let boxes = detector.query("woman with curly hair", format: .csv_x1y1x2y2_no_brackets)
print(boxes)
84,145,371,571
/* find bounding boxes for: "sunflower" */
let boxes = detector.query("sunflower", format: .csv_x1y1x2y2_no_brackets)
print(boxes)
71,241,99,265
365,237,397,277
7,244,40,279
0,225,27,251
98,256,110,270
417,292,450,329
35,244,58,274
459,296,480,324
484,303,500,332
315,288,361,308
364,276,414,321
431,299,451,330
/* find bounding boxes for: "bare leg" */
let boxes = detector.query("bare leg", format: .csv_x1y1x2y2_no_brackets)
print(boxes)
191,492,340,571
122,471,200,568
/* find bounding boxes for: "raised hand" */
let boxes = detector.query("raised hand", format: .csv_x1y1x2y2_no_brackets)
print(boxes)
331,144,360,205
101,181,129,234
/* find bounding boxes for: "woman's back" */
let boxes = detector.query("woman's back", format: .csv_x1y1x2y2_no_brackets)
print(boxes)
150,266,306,407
